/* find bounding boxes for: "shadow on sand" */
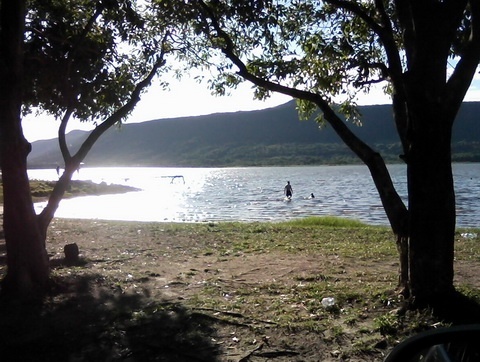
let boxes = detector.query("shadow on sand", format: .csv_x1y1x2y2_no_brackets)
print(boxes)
429,290,480,325
0,271,221,362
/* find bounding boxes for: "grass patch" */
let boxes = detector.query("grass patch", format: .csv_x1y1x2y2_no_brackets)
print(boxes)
282,215,368,228
225,221,397,259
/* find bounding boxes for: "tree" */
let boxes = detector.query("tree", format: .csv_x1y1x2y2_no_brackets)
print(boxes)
0,0,177,297
177,0,480,306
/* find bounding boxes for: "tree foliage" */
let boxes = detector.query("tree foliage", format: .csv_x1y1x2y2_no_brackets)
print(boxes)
23,0,171,121
176,1,480,123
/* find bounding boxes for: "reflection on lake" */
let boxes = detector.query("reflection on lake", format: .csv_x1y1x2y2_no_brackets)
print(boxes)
29,164,480,227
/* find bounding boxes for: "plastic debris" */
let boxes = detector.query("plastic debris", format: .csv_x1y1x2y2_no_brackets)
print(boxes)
321,297,336,308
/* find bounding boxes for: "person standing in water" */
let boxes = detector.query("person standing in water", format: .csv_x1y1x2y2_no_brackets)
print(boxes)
284,181,293,199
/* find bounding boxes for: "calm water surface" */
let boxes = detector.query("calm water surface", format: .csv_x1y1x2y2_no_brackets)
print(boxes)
29,164,480,227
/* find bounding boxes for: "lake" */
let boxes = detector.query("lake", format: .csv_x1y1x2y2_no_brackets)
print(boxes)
29,164,480,227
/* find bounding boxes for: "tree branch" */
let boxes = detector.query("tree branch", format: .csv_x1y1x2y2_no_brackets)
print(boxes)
37,39,168,230
58,108,74,162
327,0,410,152
444,1,480,116
326,0,402,80
325,0,383,37
70,57,165,167
394,0,415,63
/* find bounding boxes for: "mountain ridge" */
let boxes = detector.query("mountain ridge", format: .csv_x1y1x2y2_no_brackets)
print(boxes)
28,100,480,167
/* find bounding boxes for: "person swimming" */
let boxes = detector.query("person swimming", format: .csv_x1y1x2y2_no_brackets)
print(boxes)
309,193,315,199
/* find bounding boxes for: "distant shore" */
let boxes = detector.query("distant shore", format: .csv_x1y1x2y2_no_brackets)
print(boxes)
0,179,139,205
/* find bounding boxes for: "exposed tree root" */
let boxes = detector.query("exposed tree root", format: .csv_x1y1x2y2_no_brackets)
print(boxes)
192,307,278,326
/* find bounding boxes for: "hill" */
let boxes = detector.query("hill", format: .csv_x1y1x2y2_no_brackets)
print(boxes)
28,100,480,167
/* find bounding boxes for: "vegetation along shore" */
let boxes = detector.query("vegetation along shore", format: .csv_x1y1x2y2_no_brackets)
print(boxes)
0,179,139,205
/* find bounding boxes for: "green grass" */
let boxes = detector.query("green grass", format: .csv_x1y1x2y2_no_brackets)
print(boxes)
198,219,397,260
282,215,368,227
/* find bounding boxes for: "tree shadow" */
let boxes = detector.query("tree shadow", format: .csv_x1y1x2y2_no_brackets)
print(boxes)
430,290,480,325
0,273,221,362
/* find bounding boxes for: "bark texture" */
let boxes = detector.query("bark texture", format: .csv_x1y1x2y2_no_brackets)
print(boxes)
0,0,50,296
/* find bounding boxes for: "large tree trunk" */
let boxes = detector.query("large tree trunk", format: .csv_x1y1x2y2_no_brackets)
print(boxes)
1,141,50,296
0,0,50,297
406,107,456,306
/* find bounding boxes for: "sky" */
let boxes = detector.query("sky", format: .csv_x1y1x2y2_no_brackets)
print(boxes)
22,71,480,142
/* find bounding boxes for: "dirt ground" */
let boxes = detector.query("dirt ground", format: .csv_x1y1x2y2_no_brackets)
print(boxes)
1,218,480,362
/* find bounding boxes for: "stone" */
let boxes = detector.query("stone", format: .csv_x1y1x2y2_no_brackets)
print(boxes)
64,243,79,264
